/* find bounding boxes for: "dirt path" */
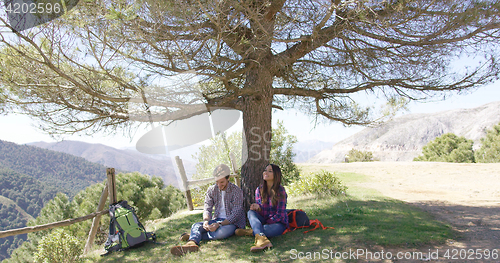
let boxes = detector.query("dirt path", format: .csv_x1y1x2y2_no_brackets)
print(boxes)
301,162,500,262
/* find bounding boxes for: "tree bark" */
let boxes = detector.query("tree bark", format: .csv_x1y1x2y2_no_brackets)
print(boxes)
240,64,274,211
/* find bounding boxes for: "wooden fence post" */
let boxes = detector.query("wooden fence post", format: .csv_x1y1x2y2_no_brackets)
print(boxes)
83,183,109,254
229,152,240,187
107,168,117,204
175,156,194,211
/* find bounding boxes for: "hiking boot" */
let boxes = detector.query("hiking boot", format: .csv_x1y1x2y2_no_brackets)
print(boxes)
235,228,253,236
179,232,190,242
170,240,199,256
250,234,272,252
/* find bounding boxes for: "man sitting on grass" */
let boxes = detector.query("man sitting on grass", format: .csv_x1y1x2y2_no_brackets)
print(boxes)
170,164,246,256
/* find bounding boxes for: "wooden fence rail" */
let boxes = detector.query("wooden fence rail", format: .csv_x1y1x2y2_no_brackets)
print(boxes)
0,167,118,256
0,210,108,239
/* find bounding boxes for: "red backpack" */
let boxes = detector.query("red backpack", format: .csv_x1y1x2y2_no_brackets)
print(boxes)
282,209,334,234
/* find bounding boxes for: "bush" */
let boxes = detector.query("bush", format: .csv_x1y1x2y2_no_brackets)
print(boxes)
33,229,82,263
190,184,210,208
475,123,500,163
287,170,347,197
346,149,376,162
270,120,301,185
414,133,474,163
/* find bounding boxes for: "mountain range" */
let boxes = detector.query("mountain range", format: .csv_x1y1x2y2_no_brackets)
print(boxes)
308,101,500,163
293,140,335,163
0,140,106,195
0,140,108,261
29,141,195,188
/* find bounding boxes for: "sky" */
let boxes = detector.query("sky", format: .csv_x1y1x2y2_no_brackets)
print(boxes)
1,80,499,150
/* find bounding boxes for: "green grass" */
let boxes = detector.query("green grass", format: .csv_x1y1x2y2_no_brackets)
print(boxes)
81,167,457,263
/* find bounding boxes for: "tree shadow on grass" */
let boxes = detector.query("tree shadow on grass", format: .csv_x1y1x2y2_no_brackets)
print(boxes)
220,196,457,262
90,197,459,262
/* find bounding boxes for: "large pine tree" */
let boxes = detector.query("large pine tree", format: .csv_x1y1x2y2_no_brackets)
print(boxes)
1,0,500,206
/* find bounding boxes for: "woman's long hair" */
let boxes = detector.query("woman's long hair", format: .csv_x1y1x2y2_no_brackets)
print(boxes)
260,164,283,207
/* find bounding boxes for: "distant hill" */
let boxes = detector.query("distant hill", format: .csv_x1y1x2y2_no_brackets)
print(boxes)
0,200,27,262
293,140,335,163
30,137,331,178
308,101,500,163
30,140,184,187
0,140,106,196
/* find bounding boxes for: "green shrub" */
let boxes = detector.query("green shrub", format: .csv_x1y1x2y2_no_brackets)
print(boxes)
287,170,347,197
414,133,475,163
33,229,82,263
346,149,376,162
475,123,500,163
191,184,210,208
270,120,301,185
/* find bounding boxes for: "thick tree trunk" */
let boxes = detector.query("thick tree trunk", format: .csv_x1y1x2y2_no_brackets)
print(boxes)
237,8,277,210
240,66,273,211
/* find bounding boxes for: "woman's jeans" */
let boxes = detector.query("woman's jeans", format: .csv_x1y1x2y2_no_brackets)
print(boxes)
189,218,236,244
247,210,286,238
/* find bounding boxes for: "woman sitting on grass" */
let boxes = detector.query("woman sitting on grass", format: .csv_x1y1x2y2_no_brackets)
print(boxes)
235,164,289,252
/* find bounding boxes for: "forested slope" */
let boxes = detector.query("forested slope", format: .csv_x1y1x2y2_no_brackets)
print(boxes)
0,166,59,261
0,140,106,196
0,140,107,260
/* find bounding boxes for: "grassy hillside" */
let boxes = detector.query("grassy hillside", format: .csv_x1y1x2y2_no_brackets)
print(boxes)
81,167,456,263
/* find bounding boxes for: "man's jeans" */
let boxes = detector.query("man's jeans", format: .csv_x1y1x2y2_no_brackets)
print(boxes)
189,218,236,244
247,210,286,238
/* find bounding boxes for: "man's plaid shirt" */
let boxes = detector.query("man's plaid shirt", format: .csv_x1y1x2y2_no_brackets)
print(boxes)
203,182,246,229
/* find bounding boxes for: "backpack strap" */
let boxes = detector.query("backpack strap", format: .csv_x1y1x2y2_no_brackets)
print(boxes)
104,202,126,254
302,219,335,234
282,218,334,235
289,209,298,228
146,232,157,243
102,216,122,256
104,213,118,249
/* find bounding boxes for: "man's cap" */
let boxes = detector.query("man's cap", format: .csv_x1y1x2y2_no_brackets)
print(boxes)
213,164,231,181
